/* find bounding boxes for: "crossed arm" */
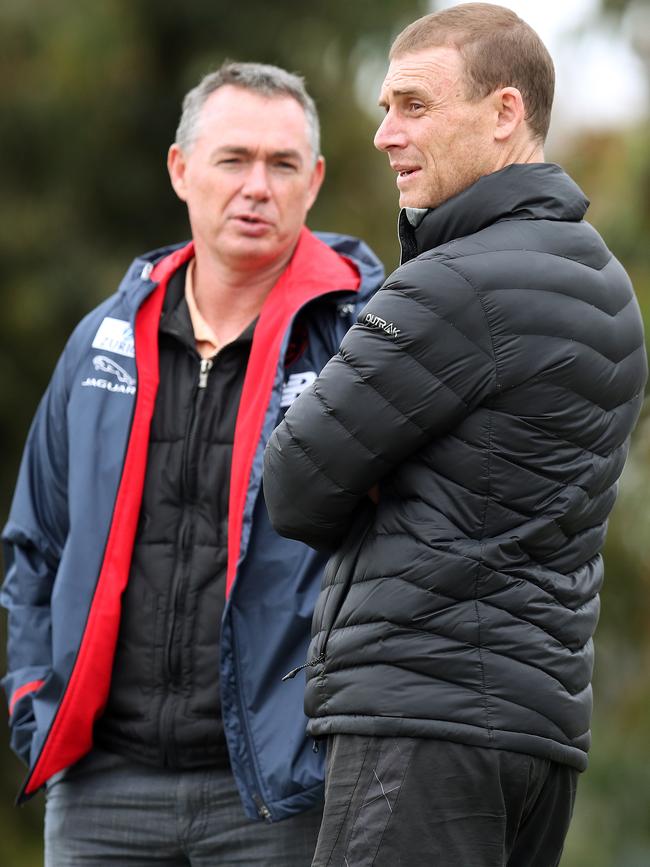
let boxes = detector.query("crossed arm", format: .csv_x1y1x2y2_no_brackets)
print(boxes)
263,259,495,549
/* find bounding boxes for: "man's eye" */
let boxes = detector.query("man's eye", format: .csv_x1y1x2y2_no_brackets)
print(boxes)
275,161,298,171
408,102,424,112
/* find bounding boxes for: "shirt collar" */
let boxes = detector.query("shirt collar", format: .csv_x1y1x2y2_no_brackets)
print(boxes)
184,257,220,359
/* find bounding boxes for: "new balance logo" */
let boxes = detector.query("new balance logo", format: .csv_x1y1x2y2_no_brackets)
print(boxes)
364,313,400,338
81,355,136,396
280,371,317,408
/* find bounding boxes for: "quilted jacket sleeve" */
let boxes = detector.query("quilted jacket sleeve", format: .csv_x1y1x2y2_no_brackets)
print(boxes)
263,257,497,549
1,351,70,764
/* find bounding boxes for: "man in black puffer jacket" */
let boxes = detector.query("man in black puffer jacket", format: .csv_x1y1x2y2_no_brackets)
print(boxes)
264,4,648,865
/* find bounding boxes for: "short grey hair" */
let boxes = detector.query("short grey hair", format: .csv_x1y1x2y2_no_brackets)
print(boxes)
175,61,321,162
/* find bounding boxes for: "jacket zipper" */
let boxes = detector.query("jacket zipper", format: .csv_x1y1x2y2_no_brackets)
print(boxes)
281,652,326,682
226,601,274,821
198,357,213,388
160,354,214,763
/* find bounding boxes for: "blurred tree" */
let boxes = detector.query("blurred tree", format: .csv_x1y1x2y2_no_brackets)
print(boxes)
0,0,426,862
602,0,632,11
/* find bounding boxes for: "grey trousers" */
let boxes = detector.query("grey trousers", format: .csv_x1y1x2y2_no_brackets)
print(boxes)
312,735,578,867
44,748,322,866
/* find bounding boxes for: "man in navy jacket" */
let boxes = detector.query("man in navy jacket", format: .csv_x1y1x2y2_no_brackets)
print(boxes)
2,61,383,864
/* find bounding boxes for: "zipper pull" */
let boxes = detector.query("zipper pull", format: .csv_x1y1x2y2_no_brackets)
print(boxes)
252,793,272,822
281,652,325,682
198,358,213,389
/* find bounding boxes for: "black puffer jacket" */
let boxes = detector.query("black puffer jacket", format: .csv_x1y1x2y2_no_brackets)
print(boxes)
263,163,647,771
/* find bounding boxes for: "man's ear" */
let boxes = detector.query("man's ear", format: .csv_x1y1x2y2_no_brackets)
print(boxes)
493,87,526,142
306,156,326,211
167,143,189,202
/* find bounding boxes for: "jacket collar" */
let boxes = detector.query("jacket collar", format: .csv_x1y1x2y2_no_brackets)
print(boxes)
399,163,590,264
119,228,383,317
226,226,360,598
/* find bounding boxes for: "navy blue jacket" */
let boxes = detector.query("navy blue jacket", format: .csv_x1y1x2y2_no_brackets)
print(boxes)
1,228,383,819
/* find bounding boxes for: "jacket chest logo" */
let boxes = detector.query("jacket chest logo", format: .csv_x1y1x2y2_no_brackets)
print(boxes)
364,313,400,338
280,371,317,408
81,355,136,396
92,317,135,358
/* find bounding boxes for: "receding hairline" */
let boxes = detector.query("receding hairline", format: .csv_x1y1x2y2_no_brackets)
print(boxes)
194,85,316,157
201,82,313,113
174,61,322,161
390,35,467,61
377,45,468,107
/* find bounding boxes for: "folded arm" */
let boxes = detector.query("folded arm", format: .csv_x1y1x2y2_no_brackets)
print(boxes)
263,259,496,549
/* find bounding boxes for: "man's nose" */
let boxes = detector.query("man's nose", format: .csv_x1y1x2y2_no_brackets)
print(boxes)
374,111,407,152
242,160,271,200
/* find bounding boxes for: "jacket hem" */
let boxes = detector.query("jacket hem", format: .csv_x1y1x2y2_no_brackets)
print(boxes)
306,714,588,772
265,781,324,822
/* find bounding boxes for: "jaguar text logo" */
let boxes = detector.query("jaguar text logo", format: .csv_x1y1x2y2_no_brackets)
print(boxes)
81,355,136,396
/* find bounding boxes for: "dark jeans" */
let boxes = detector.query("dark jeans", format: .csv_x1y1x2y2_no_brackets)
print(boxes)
312,734,578,867
44,748,322,865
